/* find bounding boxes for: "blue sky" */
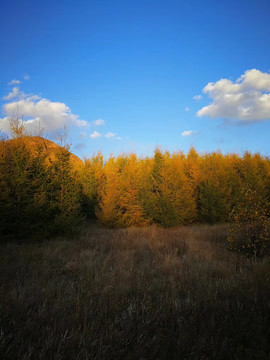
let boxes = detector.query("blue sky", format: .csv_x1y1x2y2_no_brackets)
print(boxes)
1,0,270,158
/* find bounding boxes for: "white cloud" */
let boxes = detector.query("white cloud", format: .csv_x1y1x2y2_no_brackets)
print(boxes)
90,131,101,139
193,94,202,100
197,69,270,123
3,87,21,100
0,88,87,134
23,74,30,80
105,132,116,138
185,107,190,112
93,119,105,126
181,130,198,137
8,79,21,85
116,136,122,140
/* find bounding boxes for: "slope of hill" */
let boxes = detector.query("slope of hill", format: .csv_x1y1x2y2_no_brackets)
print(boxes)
0,136,83,167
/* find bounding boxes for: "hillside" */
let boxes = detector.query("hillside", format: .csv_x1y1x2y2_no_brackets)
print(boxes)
0,136,83,167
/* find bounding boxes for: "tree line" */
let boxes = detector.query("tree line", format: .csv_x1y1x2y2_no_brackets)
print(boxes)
0,131,269,254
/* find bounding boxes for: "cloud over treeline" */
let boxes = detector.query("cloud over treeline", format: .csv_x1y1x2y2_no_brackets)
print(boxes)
197,69,270,123
0,87,87,134
181,130,198,137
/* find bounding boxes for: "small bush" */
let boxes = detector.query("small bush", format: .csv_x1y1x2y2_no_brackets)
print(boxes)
228,188,270,258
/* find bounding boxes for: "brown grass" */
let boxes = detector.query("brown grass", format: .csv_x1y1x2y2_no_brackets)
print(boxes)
0,224,269,359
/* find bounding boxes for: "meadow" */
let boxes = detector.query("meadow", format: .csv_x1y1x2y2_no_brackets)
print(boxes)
0,133,270,359
1,224,270,360
1,2,270,358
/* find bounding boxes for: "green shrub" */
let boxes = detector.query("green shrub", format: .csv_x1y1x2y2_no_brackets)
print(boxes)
228,187,270,258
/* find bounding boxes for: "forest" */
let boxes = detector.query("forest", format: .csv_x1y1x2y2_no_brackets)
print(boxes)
0,126,269,257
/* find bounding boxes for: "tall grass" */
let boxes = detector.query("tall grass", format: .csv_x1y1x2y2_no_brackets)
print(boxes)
0,224,269,359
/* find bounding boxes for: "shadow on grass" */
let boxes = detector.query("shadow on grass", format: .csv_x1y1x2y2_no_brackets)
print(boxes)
0,224,269,359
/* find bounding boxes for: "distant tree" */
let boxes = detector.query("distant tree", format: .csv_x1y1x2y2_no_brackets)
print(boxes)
96,154,148,227
161,152,197,225
0,138,52,239
9,115,27,138
140,148,170,225
198,180,228,224
184,147,201,221
49,143,84,234
79,158,98,219
96,156,123,227
140,149,197,226
118,154,148,226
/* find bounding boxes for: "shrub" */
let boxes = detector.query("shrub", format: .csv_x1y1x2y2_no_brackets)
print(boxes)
228,187,270,258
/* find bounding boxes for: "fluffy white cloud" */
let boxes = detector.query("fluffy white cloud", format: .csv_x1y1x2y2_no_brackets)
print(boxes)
105,132,116,138
93,119,105,126
197,69,270,122
193,94,202,100
181,130,198,137
3,87,21,100
23,74,30,80
8,79,21,85
0,88,87,134
90,131,101,139
185,107,190,112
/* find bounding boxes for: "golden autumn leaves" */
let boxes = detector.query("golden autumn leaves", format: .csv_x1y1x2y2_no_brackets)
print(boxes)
1,133,269,257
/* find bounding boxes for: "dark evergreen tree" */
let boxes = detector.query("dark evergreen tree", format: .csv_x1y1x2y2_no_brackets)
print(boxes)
49,146,84,234
198,180,228,224
0,139,52,239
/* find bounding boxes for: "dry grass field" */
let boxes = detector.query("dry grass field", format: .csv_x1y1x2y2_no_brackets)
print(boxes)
0,224,270,359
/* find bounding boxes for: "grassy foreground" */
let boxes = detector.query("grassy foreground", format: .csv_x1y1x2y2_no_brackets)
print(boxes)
0,224,270,359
